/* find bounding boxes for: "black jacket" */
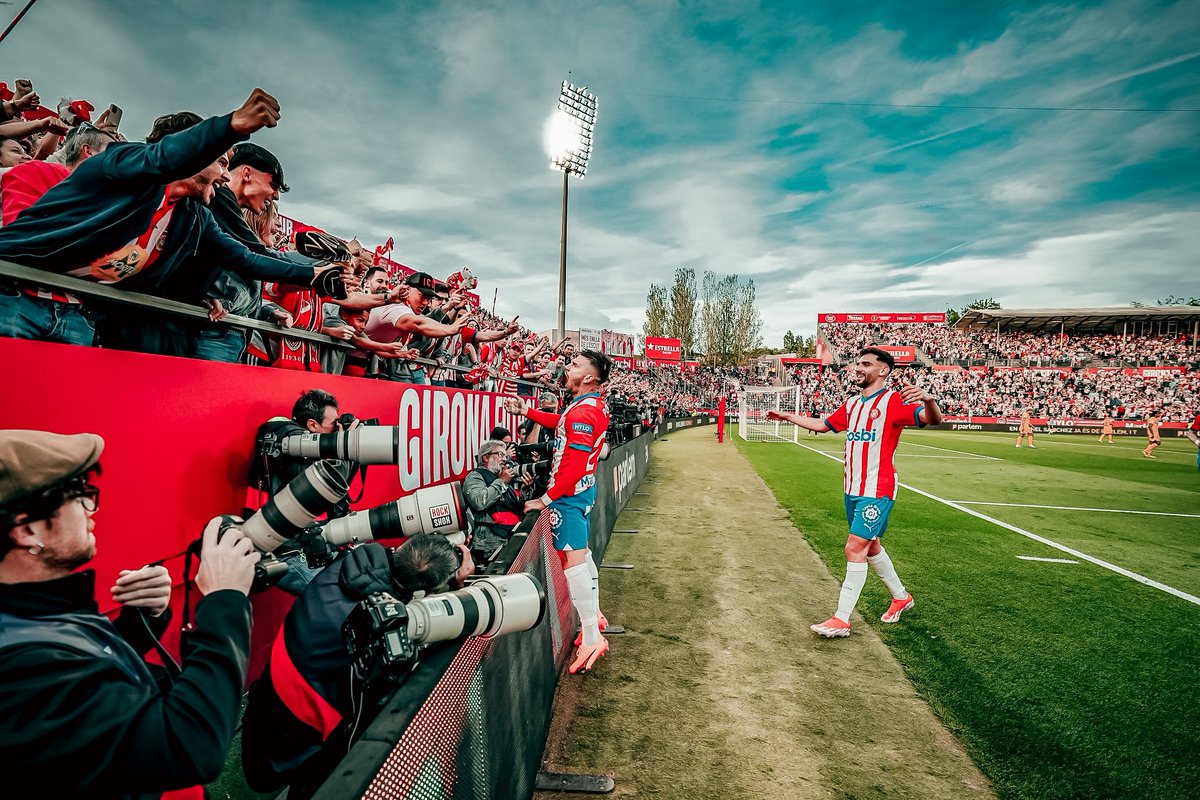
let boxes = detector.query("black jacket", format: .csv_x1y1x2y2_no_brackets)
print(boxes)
0,570,252,799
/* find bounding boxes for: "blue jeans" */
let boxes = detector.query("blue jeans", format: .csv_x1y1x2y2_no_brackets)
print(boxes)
191,327,247,363
0,290,96,346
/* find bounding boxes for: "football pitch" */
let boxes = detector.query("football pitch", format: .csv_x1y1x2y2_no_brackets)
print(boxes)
738,428,1199,800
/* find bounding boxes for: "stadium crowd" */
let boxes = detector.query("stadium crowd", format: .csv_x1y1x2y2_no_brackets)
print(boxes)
820,322,1197,367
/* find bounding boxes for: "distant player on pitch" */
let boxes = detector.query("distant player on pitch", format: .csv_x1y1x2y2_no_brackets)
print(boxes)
1099,415,1115,444
1016,411,1036,448
1142,413,1162,459
767,347,943,638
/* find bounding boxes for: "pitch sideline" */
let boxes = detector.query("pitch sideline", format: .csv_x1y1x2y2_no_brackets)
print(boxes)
789,441,1200,608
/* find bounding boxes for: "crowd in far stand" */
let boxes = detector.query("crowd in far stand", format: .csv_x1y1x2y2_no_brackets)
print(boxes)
821,322,1197,367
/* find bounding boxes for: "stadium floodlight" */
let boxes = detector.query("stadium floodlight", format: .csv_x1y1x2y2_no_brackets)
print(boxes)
544,81,598,342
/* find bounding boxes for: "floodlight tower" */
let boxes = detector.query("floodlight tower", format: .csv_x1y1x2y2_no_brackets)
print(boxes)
545,81,598,343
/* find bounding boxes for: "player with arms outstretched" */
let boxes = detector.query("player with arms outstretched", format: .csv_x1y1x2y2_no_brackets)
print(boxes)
505,349,612,672
767,347,943,638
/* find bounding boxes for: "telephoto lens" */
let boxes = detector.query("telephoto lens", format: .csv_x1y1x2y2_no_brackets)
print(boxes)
320,482,466,546
405,572,547,645
241,460,350,552
279,426,400,464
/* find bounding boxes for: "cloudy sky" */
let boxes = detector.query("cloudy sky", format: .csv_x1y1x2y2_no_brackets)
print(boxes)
6,0,1198,345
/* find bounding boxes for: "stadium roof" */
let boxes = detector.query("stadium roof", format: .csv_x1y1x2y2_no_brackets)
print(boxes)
955,306,1200,333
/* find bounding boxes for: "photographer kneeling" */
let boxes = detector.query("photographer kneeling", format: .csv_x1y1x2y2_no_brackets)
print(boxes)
0,430,259,798
241,534,472,798
464,440,535,560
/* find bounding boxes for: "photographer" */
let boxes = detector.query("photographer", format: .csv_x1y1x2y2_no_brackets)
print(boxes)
504,349,612,675
241,534,472,798
521,391,560,445
0,430,259,798
463,440,534,557
251,388,359,521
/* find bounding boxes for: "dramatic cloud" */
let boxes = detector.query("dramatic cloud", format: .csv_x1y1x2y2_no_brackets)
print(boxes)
3,0,1196,345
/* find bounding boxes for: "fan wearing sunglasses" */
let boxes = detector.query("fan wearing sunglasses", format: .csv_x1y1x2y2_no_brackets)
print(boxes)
0,430,260,796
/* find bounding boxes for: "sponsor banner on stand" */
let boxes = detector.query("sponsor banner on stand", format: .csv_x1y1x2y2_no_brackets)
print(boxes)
579,328,603,351
818,312,946,324
877,345,915,362
645,336,682,361
601,330,635,357
1139,366,1187,377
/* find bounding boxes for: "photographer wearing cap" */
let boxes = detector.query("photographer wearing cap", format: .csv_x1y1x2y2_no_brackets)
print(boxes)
0,430,259,798
463,439,534,558
241,534,472,798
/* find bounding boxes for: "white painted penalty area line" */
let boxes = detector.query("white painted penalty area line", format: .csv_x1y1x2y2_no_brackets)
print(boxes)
1017,556,1079,564
790,441,1200,607
902,441,999,460
947,501,1200,519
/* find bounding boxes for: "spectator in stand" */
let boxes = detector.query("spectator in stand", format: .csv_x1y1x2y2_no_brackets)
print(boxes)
0,134,31,171
363,272,469,382
0,90,348,355
185,143,291,362
2,123,115,225
0,430,259,796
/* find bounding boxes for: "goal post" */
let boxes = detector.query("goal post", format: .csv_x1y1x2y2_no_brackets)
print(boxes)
738,386,800,442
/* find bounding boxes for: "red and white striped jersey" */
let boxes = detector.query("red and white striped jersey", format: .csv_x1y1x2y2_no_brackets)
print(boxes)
824,389,925,500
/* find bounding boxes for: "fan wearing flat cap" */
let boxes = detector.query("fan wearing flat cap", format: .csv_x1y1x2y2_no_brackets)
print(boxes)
0,430,260,798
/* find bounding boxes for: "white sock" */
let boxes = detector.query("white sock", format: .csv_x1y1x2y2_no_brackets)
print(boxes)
565,562,600,646
584,550,601,610
835,561,869,623
868,547,907,600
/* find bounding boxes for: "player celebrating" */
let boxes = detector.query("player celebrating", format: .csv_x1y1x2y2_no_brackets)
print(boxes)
1016,411,1036,448
505,350,612,672
767,348,943,638
1143,413,1162,459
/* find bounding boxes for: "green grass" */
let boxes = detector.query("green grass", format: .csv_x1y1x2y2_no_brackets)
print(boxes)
737,429,1200,800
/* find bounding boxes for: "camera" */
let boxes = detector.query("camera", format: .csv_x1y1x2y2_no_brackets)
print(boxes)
319,482,467,546
336,413,381,429
503,459,549,479
240,459,349,553
343,572,546,683
279,424,399,464
513,441,554,459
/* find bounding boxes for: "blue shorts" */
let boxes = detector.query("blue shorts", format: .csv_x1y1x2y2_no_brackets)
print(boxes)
546,487,595,551
844,494,895,540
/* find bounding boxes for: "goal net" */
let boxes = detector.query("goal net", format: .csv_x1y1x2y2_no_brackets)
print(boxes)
738,386,800,442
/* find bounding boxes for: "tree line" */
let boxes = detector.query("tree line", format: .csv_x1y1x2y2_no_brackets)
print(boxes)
641,268,766,366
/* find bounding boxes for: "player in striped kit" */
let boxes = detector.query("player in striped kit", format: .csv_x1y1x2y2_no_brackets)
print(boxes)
505,350,612,672
767,347,943,638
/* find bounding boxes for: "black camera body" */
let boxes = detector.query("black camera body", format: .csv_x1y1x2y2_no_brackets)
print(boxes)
513,440,554,460
337,413,381,428
343,591,417,684
213,514,292,593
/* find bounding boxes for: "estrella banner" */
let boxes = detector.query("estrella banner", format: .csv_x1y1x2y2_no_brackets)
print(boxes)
645,336,682,361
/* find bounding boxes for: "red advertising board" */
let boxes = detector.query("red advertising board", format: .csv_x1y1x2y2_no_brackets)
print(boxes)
877,345,915,362
818,312,946,324
0,337,523,677
645,336,682,362
1139,366,1187,377
610,355,645,371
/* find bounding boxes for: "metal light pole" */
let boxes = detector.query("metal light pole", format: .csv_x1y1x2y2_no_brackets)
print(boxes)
545,81,598,343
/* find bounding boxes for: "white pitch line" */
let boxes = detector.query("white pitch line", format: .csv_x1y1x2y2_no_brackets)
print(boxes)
948,501,1200,519
1017,556,1079,564
903,440,998,460
789,441,1200,607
